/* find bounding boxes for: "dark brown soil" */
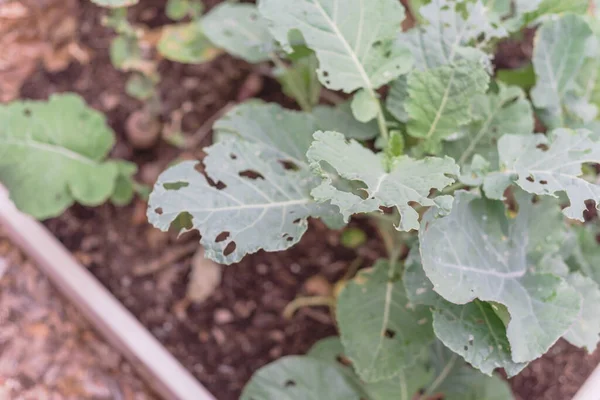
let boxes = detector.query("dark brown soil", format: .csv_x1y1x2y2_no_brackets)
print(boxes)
14,1,600,399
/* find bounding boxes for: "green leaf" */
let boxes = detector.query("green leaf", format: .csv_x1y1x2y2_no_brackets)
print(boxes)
567,225,600,286
202,3,274,63
311,102,380,140
406,60,490,154
0,94,121,219
522,0,589,25
351,89,379,122
340,227,367,249
483,129,600,221
240,356,365,400
111,161,137,206
307,131,459,231
157,22,221,64
386,75,409,122
337,259,434,382
563,273,600,352
166,0,192,20
274,54,321,111
109,36,142,69
419,191,581,363
90,0,138,8
530,14,593,127
259,0,413,92
443,83,534,169
496,64,536,91
428,342,514,400
402,0,507,70
147,139,338,264
125,73,155,101
404,252,527,377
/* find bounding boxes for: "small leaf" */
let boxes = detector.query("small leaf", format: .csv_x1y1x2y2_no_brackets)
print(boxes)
406,60,490,154
158,22,221,64
337,259,435,382
0,94,120,219
274,54,321,111
386,75,409,122
111,161,137,206
351,89,379,123
420,191,581,363
483,129,600,221
202,3,274,63
148,139,338,264
259,0,413,92
166,0,191,20
90,0,138,8
563,273,600,352
530,14,592,127
240,356,365,400
340,227,367,249
307,131,459,231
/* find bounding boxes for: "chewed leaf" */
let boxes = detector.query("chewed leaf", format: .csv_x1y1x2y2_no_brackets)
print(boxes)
240,356,365,400
90,0,138,7
0,94,120,219
202,2,274,63
336,260,434,382
307,131,459,231
563,273,600,352
483,129,600,221
420,191,581,363
147,140,338,264
401,0,506,70
157,22,221,64
404,251,527,377
259,0,413,92
406,60,490,154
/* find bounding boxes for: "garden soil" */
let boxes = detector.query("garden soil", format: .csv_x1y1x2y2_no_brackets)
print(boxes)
11,0,600,399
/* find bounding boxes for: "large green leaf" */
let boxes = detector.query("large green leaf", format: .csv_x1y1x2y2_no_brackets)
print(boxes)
90,0,138,7
405,61,490,154
0,94,122,219
157,22,221,64
202,3,274,63
444,83,534,170
483,129,600,222
240,356,365,400
307,131,459,231
147,139,338,264
563,273,600,352
259,0,413,92
401,0,507,70
419,191,581,363
428,342,514,400
530,14,593,127
337,260,434,382
404,252,527,377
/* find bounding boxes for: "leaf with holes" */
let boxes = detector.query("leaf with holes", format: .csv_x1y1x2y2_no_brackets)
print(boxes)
307,131,459,231
157,22,221,64
336,259,435,382
405,60,490,154
530,14,593,128
259,0,413,93
419,191,582,363
240,356,366,400
147,139,339,264
404,250,527,377
90,0,138,7
202,2,275,63
401,0,507,70
483,129,600,221
0,94,124,219
443,83,534,171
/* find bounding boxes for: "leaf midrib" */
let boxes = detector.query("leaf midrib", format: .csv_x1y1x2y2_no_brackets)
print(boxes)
3,137,98,166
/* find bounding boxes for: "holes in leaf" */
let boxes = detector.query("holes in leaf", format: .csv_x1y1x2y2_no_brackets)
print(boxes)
536,143,549,151
284,380,296,388
215,231,230,243
230,153,237,160
384,328,396,339
464,345,468,351
293,218,301,224
279,160,299,171
323,70,329,77
155,207,163,215
163,181,189,190
239,170,265,180
540,180,548,185
372,40,382,48
206,176,227,189
526,175,535,183
224,241,237,256
384,50,392,58
335,354,352,368
286,236,294,242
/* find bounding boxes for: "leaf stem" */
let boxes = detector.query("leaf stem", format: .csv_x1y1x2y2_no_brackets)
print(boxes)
420,354,458,399
282,296,335,319
441,181,468,194
373,94,390,145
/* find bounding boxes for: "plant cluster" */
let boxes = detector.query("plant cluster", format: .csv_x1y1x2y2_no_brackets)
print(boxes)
1,0,600,399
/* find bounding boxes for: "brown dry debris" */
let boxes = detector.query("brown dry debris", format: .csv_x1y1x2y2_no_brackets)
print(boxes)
0,229,156,400
0,0,87,102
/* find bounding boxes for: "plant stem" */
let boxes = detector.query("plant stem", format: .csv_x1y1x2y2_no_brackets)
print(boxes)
441,181,468,195
282,296,335,319
373,94,390,144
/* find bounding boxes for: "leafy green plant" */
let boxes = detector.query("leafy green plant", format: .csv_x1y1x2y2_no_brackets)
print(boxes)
143,0,600,398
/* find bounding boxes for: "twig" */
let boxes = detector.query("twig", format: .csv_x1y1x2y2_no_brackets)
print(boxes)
133,241,198,276
186,101,235,149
